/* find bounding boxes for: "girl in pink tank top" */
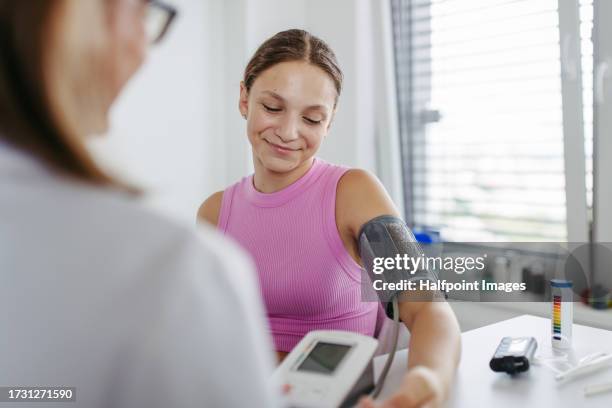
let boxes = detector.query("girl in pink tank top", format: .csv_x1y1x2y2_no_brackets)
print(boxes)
198,29,460,407
217,157,380,352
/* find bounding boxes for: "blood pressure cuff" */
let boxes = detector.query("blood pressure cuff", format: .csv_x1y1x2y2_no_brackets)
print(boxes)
358,215,441,318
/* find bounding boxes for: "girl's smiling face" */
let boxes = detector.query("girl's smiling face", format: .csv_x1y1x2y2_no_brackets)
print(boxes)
239,60,338,174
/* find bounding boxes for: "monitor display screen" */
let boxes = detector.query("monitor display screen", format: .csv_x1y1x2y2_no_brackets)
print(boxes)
296,342,351,375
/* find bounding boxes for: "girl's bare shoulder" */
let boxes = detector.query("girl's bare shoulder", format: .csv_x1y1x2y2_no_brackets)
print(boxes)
197,191,224,226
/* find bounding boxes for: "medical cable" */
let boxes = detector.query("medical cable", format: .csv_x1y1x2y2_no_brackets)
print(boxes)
369,297,400,398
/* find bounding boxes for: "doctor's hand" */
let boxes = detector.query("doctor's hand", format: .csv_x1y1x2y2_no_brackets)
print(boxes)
358,366,444,408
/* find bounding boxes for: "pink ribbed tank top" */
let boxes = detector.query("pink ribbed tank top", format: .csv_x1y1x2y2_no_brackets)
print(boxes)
217,158,379,352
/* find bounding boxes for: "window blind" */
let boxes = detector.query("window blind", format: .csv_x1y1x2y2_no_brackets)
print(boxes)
580,0,593,211
392,0,591,242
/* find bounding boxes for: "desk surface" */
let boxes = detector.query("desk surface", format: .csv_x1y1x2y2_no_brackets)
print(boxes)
373,314,612,407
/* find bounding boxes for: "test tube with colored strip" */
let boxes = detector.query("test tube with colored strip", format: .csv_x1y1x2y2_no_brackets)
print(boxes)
551,279,573,349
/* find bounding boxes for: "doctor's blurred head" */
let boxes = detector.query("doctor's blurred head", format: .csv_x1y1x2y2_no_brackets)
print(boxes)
0,0,175,186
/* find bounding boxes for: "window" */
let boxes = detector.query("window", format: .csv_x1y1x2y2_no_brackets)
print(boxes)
392,0,592,242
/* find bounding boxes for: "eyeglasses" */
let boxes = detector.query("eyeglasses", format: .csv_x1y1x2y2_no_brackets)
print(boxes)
145,0,177,45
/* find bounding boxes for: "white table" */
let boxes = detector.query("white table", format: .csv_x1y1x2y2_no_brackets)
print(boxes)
374,315,612,407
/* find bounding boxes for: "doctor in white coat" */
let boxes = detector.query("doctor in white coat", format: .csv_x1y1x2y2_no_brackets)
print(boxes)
0,1,279,407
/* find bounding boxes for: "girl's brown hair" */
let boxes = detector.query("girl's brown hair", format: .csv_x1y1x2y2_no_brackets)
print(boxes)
243,29,343,102
0,1,126,190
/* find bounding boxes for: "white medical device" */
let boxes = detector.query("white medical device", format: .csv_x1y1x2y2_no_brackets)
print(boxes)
273,330,379,408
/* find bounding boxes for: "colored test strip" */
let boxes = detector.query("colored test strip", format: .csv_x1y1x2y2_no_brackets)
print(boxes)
553,295,562,339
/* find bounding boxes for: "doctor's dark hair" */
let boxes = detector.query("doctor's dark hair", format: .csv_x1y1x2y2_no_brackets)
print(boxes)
0,1,130,191
243,29,343,102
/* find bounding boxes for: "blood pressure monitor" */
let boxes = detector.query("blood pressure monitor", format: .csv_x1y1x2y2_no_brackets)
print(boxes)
273,330,379,408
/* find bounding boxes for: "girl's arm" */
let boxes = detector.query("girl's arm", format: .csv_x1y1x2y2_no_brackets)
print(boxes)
336,169,461,408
